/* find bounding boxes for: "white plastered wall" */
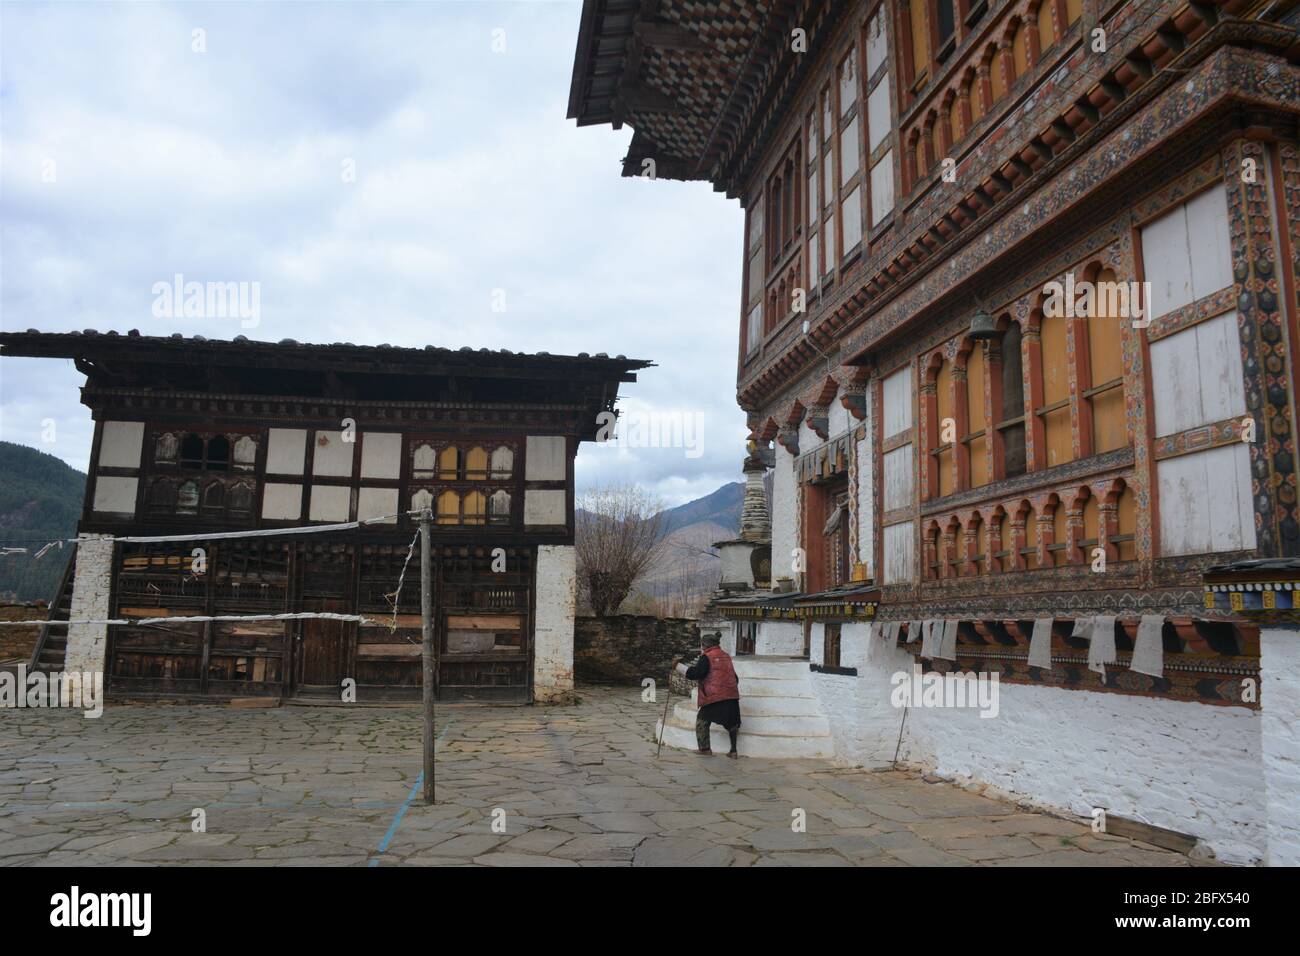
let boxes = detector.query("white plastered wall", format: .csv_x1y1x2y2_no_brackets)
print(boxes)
534,544,576,703
61,534,116,702
771,444,797,581
1261,625,1300,866
808,634,1268,865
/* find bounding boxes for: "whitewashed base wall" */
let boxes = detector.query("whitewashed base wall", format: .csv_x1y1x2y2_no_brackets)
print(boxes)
756,620,803,656
1261,625,1300,866
61,535,115,704
764,619,1286,866
533,544,576,704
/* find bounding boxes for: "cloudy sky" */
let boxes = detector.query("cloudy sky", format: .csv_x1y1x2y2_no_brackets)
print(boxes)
0,0,745,507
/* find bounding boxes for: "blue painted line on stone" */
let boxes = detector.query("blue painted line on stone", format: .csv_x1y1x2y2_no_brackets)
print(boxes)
368,720,452,867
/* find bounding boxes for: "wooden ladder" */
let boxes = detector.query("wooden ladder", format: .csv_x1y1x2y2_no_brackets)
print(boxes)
29,544,77,674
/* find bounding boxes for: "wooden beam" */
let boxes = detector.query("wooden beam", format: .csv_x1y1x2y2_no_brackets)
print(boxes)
1157,24,1186,54
1125,51,1154,80
1100,75,1128,103
633,18,706,51
619,83,679,113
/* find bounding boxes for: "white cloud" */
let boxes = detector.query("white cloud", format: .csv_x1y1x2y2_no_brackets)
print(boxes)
0,1,745,507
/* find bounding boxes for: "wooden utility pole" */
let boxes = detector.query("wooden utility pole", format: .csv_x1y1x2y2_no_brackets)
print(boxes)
420,507,435,804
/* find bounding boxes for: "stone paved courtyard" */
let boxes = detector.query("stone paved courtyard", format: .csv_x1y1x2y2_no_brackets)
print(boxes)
0,686,1192,866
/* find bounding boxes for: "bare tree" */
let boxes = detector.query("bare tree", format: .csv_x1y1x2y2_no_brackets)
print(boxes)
662,539,720,618
575,485,668,617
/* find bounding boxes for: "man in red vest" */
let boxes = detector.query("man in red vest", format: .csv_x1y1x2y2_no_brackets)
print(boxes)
674,632,742,758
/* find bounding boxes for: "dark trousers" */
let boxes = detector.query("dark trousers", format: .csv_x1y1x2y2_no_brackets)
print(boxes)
695,698,741,750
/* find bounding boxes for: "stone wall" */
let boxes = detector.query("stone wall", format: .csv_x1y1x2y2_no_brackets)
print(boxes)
0,605,45,662
574,614,700,685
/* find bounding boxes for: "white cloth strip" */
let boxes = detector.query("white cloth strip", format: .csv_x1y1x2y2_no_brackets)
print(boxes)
0,612,381,627
114,516,402,543
907,620,922,644
885,621,900,644
1131,614,1165,677
385,530,422,632
116,520,364,541
33,540,64,560
1028,618,1054,670
936,619,959,661
1071,617,1094,640
1087,615,1117,676
920,619,938,659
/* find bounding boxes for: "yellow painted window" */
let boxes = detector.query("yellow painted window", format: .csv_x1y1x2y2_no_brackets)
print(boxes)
969,82,984,122
910,0,930,84
1117,486,1137,562
463,490,486,525
936,358,955,497
1083,495,1100,546
437,446,459,480
1087,268,1127,455
465,446,489,480
1067,0,1083,24
436,490,460,525
1039,312,1074,467
1012,24,1029,77
1051,502,1069,566
991,47,1008,101
1036,2,1054,54
966,345,989,487
1024,509,1040,569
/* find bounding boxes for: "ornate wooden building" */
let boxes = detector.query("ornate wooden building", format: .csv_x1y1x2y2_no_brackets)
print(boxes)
0,330,648,703
571,0,1300,864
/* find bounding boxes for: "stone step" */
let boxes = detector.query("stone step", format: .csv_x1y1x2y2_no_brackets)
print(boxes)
732,658,810,678
685,688,822,714
732,677,814,698
728,694,824,716
671,701,830,736
656,718,835,759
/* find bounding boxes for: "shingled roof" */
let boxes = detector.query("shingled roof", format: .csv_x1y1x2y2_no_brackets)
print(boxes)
567,0,846,197
0,329,652,382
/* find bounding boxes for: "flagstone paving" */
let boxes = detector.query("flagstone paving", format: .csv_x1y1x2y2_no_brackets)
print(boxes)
0,686,1195,867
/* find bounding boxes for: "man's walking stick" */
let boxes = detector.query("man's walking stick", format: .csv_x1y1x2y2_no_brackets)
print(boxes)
655,668,674,759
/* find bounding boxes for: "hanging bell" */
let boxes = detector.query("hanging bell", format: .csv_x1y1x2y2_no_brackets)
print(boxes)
968,306,998,341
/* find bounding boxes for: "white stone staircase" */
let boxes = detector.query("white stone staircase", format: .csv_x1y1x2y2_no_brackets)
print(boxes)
656,656,834,759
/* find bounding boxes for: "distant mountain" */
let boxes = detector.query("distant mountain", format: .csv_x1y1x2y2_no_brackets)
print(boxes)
633,482,744,616
0,441,85,602
657,482,743,536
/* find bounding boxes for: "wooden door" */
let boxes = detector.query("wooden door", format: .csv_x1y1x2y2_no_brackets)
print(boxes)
736,622,756,656
298,598,350,691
